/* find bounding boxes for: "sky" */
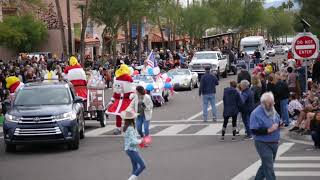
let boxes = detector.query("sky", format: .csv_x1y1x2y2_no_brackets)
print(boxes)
180,0,294,8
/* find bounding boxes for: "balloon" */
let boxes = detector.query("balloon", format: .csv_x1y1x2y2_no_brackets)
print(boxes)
139,142,145,148
153,67,160,75
165,77,171,83
164,82,172,89
143,136,152,145
129,67,134,75
146,84,154,91
147,68,153,75
133,70,139,75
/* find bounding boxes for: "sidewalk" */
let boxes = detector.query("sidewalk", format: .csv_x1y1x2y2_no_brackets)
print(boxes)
282,128,313,145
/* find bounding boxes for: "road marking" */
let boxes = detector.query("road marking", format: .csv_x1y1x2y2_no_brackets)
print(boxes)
154,124,192,136
187,100,223,121
275,163,320,168
231,142,295,180
195,124,222,135
277,156,320,161
85,125,116,137
275,171,320,176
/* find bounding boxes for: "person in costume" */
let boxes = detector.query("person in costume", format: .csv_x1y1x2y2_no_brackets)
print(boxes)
5,76,24,94
64,56,87,99
106,64,134,135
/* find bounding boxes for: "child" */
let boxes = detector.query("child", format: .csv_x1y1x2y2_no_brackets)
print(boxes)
122,109,146,180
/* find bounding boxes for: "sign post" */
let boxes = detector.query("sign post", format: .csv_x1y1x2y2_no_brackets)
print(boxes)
292,32,319,92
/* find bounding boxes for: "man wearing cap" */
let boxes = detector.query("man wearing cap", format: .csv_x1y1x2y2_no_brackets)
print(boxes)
199,66,219,122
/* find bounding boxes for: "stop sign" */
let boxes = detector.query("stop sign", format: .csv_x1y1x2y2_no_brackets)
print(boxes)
292,32,319,59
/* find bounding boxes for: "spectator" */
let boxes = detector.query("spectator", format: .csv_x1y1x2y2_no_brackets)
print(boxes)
250,92,281,180
254,48,261,65
288,93,303,122
310,111,320,149
237,67,251,84
275,72,290,126
251,75,262,108
239,80,254,140
312,57,320,84
221,81,241,141
287,67,299,95
199,66,219,122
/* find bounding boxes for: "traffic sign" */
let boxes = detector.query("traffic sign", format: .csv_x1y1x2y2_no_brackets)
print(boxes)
292,32,319,59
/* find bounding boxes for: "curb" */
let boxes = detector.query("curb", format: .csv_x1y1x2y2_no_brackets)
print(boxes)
281,129,313,145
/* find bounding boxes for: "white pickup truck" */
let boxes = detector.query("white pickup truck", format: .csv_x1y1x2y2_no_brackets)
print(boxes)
188,51,228,79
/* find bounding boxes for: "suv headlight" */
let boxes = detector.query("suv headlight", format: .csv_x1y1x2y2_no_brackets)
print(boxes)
5,114,21,123
211,64,217,70
53,112,77,121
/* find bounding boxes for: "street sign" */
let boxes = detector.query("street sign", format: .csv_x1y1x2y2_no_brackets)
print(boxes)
292,32,319,59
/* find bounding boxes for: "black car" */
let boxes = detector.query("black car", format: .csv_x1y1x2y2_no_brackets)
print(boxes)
3,81,85,152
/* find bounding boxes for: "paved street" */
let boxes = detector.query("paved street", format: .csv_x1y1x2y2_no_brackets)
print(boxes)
0,56,319,180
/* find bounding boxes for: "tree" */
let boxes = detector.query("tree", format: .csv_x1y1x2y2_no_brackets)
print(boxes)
67,0,73,55
295,0,320,36
78,0,90,64
55,0,67,58
0,15,47,52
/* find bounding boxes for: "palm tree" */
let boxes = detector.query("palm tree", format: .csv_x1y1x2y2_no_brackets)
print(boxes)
67,0,72,56
55,0,68,59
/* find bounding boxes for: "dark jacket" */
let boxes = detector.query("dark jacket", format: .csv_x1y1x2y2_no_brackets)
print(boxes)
223,87,241,117
251,86,262,107
240,88,254,113
275,80,290,100
311,119,320,133
237,70,251,84
199,72,219,96
312,60,320,83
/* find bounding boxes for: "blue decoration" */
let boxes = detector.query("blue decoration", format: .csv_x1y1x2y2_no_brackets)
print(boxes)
146,84,154,91
147,68,154,75
164,82,172,89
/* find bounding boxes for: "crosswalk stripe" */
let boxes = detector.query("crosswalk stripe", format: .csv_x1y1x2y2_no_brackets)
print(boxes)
275,163,320,168
275,171,320,176
195,124,222,135
154,124,192,136
85,125,116,137
277,156,320,161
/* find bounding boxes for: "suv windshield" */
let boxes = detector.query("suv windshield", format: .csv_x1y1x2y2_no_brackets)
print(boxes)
194,53,217,59
14,88,71,106
243,46,258,52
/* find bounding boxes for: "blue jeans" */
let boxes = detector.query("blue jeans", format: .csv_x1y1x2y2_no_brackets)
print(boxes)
254,141,278,180
241,112,251,137
202,94,217,121
280,99,290,125
136,115,150,137
311,131,320,148
126,150,146,176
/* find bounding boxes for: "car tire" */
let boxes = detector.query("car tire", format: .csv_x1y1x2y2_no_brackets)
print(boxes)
216,68,220,80
5,144,16,153
222,67,228,78
80,116,85,139
68,125,80,150
97,110,107,127
188,80,193,91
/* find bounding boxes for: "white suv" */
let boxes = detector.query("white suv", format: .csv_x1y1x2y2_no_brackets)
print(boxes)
189,51,228,78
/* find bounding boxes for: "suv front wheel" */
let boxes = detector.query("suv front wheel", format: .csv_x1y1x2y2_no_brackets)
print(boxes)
68,124,80,150
5,144,16,153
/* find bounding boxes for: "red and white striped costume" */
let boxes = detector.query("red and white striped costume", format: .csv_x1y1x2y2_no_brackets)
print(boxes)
64,58,87,99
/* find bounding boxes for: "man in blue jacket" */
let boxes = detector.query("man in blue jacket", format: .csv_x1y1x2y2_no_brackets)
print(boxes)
240,80,254,140
221,81,241,141
199,66,219,122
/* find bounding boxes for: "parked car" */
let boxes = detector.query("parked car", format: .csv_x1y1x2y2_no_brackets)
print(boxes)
167,69,199,90
266,47,276,57
282,45,290,53
3,81,85,152
189,51,228,79
274,45,285,55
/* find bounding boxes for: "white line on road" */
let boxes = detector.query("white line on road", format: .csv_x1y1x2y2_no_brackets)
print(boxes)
275,171,320,177
187,100,223,121
231,142,295,180
195,124,222,135
154,124,192,136
275,163,320,168
277,156,320,161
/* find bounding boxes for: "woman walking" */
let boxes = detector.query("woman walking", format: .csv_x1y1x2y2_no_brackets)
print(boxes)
122,109,146,180
129,86,153,138
251,75,262,108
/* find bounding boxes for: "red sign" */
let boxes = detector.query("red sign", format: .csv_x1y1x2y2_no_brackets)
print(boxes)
293,33,319,59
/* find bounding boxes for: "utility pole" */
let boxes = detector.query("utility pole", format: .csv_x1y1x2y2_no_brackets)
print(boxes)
67,0,73,56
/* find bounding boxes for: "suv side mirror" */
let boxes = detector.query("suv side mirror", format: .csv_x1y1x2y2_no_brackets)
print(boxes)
74,96,84,104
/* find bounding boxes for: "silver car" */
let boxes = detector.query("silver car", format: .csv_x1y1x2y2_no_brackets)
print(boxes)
168,69,199,91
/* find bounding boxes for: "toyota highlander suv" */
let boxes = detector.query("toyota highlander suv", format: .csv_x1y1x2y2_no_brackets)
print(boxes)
189,51,228,79
3,81,85,152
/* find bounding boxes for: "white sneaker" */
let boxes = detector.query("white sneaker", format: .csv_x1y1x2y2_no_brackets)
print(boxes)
128,175,137,180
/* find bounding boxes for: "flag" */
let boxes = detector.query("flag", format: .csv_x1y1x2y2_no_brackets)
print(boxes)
146,51,157,68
